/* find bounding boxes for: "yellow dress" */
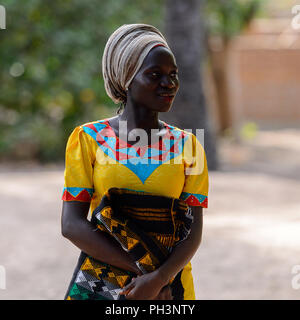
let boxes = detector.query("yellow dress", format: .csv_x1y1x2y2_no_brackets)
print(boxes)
62,118,209,300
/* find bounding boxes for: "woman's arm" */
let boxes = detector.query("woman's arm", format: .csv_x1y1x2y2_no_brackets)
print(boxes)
157,206,203,282
61,201,141,275
120,206,203,299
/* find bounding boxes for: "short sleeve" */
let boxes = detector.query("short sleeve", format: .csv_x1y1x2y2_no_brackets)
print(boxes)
179,133,209,208
61,126,96,202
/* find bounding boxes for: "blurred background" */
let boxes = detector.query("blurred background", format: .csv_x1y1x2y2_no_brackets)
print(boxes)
0,0,299,299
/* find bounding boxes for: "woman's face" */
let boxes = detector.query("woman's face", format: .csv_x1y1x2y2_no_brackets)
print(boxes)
127,46,179,112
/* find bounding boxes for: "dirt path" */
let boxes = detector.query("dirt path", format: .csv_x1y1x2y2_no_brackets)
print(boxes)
0,128,299,299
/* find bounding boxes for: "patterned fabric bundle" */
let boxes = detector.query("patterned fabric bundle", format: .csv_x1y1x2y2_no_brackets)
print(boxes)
65,187,193,300
102,23,173,104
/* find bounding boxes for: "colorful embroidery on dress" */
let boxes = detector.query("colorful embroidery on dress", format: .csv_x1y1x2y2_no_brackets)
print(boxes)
180,192,208,208
82,120,189,183
62,187,94,202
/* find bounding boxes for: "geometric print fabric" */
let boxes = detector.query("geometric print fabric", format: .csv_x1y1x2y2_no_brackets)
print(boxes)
66,256,132,300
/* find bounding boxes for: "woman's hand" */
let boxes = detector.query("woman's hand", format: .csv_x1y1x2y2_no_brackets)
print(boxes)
119,270,168,300
154,285,173,300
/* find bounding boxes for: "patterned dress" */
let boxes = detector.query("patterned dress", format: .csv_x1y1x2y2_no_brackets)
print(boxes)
62,118,209,300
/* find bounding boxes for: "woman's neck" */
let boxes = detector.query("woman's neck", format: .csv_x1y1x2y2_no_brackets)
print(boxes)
118,103,162,132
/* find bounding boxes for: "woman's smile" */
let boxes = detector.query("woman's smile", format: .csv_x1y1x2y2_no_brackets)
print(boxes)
157,93,175,104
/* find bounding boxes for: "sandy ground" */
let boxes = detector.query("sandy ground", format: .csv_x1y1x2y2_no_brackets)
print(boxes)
0,127,299,300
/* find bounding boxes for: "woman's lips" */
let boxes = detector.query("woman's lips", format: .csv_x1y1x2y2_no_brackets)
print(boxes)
157,94,175,102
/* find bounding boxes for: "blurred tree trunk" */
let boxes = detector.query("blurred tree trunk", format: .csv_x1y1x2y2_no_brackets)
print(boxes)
161,0,218,170
205,0,260,135
208,38,232,133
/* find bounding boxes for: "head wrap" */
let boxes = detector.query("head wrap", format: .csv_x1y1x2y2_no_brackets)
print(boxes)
102,23,173,104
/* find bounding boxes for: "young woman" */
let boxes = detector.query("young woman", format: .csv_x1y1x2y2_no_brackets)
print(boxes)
61,24,209,300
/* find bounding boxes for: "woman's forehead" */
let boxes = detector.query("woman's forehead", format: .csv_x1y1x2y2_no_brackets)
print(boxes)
140,46,177,69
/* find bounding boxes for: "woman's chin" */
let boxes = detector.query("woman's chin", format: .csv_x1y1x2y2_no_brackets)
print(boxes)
159,102,174,113
153,99,174,112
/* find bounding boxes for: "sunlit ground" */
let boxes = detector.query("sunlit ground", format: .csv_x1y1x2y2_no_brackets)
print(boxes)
0,127,299,299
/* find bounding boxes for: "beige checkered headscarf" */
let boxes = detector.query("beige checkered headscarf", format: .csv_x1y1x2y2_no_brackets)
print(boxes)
102,24,172,104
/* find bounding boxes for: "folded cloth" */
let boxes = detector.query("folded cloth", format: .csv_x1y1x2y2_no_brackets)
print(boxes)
65,187,193,300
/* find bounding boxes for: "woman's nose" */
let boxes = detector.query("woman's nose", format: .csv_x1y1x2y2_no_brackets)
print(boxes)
160,75,176,88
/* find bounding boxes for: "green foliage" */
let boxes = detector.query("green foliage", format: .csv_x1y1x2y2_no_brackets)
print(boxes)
205,0,261,41
241,122,258,140
0,0,163,161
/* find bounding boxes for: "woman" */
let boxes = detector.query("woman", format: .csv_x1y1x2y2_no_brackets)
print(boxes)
61,24,208,300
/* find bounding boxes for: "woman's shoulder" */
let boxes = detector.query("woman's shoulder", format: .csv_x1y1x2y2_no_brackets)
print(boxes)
162,121,205,153
76,118,109,131
162,121,194,139
70,118,111,137
67,118,111,145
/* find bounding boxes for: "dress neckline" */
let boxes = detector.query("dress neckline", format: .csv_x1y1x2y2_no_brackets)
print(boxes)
102,118,171,148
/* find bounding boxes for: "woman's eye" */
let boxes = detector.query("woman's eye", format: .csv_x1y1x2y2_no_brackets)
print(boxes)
150,72,159,78
147,71,177,79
